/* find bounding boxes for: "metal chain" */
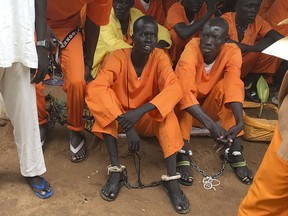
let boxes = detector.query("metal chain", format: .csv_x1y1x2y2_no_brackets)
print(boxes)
190,156,227,179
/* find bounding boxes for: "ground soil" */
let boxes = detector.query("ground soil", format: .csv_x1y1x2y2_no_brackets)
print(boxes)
244,104,278,120
0,86,269,216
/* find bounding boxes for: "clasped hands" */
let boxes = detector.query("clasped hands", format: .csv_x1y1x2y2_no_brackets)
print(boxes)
209,122,244,152
117,108,145,154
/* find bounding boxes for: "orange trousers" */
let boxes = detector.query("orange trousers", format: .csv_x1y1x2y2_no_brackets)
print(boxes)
238,124,288,216
92,110,183,159
36,28,85,131
177,80,244,141
241,52,281,80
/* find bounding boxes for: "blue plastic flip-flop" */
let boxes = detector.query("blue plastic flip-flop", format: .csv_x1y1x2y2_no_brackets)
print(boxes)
28,177,53,199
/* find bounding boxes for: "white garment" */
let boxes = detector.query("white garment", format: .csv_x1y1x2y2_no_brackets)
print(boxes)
140,0,150,12
0,0,38,68
0,64,46,177
204,61,215,75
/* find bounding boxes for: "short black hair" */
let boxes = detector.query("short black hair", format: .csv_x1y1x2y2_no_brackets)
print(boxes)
204,17,229,36
133,15,158,35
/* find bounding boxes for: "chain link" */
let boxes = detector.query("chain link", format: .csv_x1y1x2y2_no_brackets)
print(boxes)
190,156,227,179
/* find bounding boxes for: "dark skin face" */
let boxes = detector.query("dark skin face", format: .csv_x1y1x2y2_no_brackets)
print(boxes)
182,0,204,13
113,0,134,21
235,0,261,24
132,22,158,56
200,24,227,64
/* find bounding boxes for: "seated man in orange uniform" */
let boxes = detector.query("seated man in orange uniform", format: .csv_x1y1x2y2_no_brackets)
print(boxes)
91,0,172,78
86,16,190,214
258,0,288,96
134,0,166,25
165,0,218,65
36,0,112,162
176,17,253,186
238,70,288,216
221,0,284,87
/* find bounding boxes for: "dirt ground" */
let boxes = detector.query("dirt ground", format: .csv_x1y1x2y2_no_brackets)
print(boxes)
0,86,269,216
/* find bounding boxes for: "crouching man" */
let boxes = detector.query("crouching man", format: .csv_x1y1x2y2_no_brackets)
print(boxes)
86,16,190,214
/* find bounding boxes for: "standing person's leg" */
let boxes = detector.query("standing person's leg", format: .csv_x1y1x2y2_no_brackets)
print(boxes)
0,63,52,198
55,28,86,162
35,82,49,144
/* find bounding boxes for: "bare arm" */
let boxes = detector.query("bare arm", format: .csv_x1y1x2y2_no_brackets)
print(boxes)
174,1,217,40
84,16,100,82
32,0,48,84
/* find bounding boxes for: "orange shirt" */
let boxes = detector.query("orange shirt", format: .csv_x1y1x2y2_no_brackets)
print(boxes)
86,48,183,127
162,0,178,15
260,0,288,36
48,0,112,28
221,12,273,45
134,0,166,25
175,38,244,110
165,2,208,62
258,0,274,16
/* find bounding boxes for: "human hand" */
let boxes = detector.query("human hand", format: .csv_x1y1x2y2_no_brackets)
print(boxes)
118,109,145,132
224,123,244,143
31,47,49,84
47,26,61,53
208,123,227,144
84,65,93,83
126,127,141,154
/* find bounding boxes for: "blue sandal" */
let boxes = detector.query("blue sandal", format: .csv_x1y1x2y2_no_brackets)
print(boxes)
26,177,53,199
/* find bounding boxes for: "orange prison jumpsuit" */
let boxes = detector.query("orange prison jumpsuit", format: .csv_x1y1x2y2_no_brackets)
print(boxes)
162,0,179,16
175,38,244,140
238,125,288,216
165,2,208,63
36,0,112,131
85,48,183,158
258,0,274,16
222,12,281,79
134,0,166,25
259,0,288,36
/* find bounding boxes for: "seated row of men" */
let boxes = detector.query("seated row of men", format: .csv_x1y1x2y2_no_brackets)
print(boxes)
36,0,286,165
88,15,249,214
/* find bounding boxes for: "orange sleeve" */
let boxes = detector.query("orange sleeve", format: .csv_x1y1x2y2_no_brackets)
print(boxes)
258,0,274,16
86,0,112,26
165,3,186,30
154,1,166,26
149,50,183,121
256,16,273,38
85,51,124,128
221,12,238,42
222,44,244,104
175,39,200,110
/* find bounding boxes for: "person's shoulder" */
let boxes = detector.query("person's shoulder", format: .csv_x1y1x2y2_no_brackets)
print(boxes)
221,12,234,22
186,38,200,50
221,43,242,59
110,48,131,59
151,48,170,60
131,8,145,17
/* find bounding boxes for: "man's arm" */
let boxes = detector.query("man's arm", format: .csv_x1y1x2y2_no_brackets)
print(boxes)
185,105,227,142
84,16,100,82
224,102,244,142
174,1,217,40
32,0,48,84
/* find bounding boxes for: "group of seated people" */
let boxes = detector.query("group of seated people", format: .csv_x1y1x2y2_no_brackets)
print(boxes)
32,0,287,214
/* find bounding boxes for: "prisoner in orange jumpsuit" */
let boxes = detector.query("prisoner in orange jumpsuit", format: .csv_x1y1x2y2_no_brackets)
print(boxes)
85,16,190,214
175,17,253,186
221,0,283,79
134,0,166,25
164,0,217,65
36,0,112,162
238,72,288,216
